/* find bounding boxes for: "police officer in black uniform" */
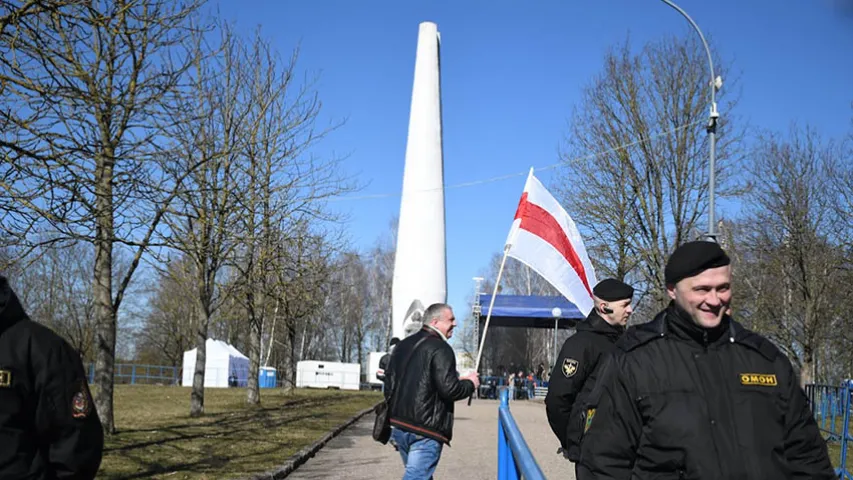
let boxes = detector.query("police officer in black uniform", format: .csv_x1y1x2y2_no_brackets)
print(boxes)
0,275,104,479
545,278,634,464
578,241,835,479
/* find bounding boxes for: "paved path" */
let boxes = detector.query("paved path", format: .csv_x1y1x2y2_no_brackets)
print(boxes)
286,398,576,479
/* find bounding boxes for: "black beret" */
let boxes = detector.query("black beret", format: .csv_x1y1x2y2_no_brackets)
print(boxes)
664,240,731,285
592,278,634,301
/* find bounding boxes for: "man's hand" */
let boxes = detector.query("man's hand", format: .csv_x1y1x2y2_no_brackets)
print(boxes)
462,372,480,389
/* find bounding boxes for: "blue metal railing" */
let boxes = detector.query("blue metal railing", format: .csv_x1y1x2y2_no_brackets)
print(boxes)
806,382,852,479
497,388,546,480
480,376,544,401
87,363,180,385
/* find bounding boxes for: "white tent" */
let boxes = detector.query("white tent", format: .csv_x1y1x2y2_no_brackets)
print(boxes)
181,339,249,388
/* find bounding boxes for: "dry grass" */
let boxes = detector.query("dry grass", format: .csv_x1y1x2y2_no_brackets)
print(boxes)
96,385,381,480
818,417,852,475
825,436,852,474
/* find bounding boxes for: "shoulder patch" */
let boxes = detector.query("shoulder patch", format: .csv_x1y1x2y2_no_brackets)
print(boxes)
0,369,10,387
562,358,579,378
584,408,596,433
71,379,93,419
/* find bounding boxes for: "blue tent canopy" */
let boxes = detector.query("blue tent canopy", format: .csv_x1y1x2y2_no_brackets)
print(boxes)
475,294,586,329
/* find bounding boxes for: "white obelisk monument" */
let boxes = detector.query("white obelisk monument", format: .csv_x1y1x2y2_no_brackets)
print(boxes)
391,21,447,341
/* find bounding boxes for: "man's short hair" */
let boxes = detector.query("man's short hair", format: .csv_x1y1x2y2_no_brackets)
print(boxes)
422,303,450,324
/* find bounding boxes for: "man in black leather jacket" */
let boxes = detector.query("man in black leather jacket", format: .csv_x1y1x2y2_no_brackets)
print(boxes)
0,275,104,479
577,241,835,479
384,303,479,479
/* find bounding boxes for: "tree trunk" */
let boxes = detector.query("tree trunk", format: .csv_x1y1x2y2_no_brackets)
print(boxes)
286,322,298,390
263,299,279,367
384,312,392,347
190,305,208,417
800,348,815,388
92,154,116,434
247,309,261,405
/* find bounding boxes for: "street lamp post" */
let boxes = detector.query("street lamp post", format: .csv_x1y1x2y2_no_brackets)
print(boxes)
660,0,722,242
551,307,562,368
472,277,484,355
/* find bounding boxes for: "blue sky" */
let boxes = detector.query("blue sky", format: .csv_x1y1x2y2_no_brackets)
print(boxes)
213,0,853,324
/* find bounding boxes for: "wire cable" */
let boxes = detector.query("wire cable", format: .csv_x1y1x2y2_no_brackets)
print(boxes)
327,119,705,202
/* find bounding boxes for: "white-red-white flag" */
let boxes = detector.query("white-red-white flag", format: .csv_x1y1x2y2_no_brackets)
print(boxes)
504,169,598,315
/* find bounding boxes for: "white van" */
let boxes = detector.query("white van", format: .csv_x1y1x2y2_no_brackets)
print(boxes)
296,360,361,391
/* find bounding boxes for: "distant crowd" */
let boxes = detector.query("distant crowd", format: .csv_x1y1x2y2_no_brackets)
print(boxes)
476,363,549,400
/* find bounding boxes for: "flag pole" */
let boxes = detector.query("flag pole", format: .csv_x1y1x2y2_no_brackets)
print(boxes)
468,243,511,406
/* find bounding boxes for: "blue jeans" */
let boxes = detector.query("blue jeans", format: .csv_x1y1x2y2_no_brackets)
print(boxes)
390,427,443,479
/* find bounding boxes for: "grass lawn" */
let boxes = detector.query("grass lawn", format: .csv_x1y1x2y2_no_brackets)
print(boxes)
96,385,382,480
818,417,852,474
825,434,853,474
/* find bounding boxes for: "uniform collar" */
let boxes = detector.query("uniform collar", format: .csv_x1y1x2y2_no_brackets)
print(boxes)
579,310,624,340
423,324,448,342
665,301,733,347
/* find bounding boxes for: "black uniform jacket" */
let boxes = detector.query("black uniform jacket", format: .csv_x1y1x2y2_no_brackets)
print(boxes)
385,327,474,445
578,303,835,480
545,310,623,457
0,278,104,479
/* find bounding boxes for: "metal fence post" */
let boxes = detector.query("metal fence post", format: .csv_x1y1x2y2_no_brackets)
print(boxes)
806,384,814,412
498,388,508,480
497,388,519,480
839,384,852,480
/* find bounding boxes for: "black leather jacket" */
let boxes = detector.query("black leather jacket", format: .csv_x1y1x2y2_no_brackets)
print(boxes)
384,327,474,445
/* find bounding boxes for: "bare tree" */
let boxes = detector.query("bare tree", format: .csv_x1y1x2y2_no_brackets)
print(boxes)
732,125,849,386
555,34,746,309
156,21,245,417
0,0,207,433
299,300,342,365
830,108,853,251
0,0,77,35
135,255,196,368
229,27,355,406
8,239,95,358
367,216,397,350
268,228,336,390
330,252,369,365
